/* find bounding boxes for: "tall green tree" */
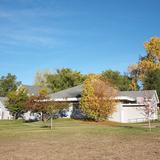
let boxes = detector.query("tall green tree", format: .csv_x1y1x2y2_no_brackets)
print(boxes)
0,73,21,97
143,69,160,97
46,68,85,92
101,70,137,91
6,86,28,119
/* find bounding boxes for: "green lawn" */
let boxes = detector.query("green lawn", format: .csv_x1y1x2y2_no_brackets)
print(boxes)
0,118,159,136
0,119,160,160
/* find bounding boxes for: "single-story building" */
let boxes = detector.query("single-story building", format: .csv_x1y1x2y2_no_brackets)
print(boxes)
0,84,159,123
49,85,159,123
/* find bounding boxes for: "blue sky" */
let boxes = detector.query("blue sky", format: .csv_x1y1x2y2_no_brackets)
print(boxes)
0,0,160,84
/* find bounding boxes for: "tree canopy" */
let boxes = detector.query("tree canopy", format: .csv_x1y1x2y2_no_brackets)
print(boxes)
26,94,68,129
128,37,160,81
101,70,138,91
6,86,28,119
46,68,85,93
80,75,117,121
128,37,160,94
143,69,160,96
0,73,21,97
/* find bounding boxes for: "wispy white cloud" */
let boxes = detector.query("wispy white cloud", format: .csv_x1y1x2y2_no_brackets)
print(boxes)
0,8,69,49
0,32,64,49
0,1,88,51
0,11,12,18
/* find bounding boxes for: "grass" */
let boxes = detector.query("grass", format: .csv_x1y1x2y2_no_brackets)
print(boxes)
0,118,159,136
0,119,160,160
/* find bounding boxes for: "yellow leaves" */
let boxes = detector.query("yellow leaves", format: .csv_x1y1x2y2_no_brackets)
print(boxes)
144,37,160,61
128,37,160,81
39,87,48,96
139,59,156,71
138,59,160,79
129,79,137,91
17,86,28,95
80,74,118,121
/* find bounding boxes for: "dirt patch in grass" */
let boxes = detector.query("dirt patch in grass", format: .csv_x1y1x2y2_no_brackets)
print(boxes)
0,132,160,160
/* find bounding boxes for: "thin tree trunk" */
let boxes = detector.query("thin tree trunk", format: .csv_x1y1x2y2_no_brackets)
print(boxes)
14,112,20,120
148,118,151,132
51,115,53,130
42,112,48,127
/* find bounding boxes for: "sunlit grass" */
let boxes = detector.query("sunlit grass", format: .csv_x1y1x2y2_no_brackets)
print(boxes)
0,118,160,139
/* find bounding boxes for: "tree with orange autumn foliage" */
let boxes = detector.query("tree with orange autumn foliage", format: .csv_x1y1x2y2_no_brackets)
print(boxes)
80,75,118,121
128,37,160,80
26,90,67,129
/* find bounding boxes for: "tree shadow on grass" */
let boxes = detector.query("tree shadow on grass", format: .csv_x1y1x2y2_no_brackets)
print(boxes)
40,125,51,128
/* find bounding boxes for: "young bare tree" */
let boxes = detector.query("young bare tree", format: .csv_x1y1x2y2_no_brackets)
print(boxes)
80,74,118,121
47,101,68,129
143,97,156,131
137,92,157,131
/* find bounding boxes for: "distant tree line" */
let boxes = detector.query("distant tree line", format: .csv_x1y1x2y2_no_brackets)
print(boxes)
34,68,139,93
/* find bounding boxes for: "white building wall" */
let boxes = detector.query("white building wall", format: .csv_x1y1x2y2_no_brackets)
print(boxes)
108,103,123,122
64,103,73,118
121,106,145,123
121,105,158,123
109,102,159,123
0,101,12,120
